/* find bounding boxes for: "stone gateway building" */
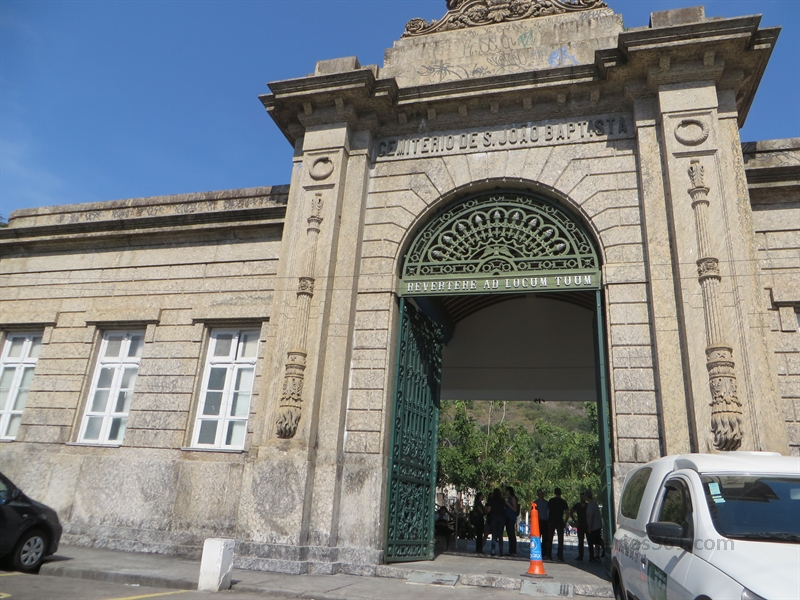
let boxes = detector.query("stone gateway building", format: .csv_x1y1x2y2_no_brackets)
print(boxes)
1,0,799,574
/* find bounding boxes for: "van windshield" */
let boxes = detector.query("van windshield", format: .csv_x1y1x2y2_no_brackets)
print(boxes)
701,475,800,543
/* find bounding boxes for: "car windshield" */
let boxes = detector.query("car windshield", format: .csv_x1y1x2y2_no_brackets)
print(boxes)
701,474,800,543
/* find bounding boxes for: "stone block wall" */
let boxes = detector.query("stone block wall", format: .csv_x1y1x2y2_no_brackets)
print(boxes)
0,186,287,554
747,139,800,456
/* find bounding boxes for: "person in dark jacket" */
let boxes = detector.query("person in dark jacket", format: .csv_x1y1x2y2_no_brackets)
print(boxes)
546,487,569,561
504,486,520,555
585,490,604,562
534,489,549,556
486,488,506,556
470,493,487,554
570,492,588,560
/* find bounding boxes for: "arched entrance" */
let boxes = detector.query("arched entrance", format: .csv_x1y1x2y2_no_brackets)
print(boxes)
384,189,612,563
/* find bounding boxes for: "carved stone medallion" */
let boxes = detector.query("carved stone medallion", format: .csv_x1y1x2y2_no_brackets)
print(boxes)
309,156,334,181
675,118,710,146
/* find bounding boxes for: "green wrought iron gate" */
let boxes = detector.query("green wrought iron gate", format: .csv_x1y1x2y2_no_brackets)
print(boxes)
594,289,615,548
384,298,443,562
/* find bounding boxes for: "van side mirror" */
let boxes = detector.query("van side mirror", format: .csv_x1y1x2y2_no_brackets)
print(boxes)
10,488,21,500
646,522,692,551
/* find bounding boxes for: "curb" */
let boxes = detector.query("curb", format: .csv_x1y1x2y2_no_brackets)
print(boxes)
39,563,197,591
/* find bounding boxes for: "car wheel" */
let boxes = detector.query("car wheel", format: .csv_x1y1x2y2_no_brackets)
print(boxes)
613,572,626,600
12,529,48,573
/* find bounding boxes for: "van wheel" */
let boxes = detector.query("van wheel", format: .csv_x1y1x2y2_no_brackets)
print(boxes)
12,529,48,572
613,573,626,600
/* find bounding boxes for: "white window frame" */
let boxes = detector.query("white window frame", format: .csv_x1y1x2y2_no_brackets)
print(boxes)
0,333,42,440
191,328,260,450
78,330,144,445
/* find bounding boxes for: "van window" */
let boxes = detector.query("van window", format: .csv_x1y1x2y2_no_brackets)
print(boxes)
658,479,694,538
702,475,800,542
620,467,652,519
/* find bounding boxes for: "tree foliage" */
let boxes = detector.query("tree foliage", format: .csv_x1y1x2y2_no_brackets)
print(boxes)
438,400,602,510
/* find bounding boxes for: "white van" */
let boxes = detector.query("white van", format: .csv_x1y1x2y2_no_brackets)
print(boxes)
611,452,800,600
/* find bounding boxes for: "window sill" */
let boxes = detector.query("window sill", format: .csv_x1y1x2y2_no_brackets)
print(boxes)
180,447,245,454
0,438,16,443
65,442,122,448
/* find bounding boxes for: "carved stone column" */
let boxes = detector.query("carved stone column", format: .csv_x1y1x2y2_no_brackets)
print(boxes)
275,192,324,439
687,160,743,451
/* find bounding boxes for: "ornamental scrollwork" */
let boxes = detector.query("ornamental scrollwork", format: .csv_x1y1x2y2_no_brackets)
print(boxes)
697,258,720,280
404,0,608,38
403,192,599,279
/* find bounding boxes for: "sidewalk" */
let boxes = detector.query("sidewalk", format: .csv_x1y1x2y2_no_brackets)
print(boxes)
35,544,613,599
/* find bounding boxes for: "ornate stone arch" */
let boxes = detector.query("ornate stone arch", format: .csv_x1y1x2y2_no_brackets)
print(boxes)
398,187,602,296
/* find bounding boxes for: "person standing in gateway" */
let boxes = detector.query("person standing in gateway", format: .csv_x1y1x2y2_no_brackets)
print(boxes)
570,492,588,561
546,487,569,562
534,489,549,557
504,486,520,556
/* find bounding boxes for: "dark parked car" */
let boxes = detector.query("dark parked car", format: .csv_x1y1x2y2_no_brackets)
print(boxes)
0,472,61,572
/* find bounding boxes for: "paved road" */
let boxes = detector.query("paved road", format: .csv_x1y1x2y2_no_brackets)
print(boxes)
1,572,224,600
0,570,588,600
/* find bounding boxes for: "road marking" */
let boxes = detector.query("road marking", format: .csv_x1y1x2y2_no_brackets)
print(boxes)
104,591,189,600
0,592,12,598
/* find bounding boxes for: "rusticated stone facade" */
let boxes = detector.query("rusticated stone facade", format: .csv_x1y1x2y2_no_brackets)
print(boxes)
0,1,798,575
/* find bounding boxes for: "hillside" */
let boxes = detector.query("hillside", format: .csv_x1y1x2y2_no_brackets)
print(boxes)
443,399,594,434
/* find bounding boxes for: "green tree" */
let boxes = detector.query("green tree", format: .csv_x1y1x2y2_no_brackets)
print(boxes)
438,400,602,511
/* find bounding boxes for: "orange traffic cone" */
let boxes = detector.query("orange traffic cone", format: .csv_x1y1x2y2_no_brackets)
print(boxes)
522,502,549,578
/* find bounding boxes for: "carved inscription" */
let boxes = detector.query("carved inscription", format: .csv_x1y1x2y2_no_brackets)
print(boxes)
374,114,631,162
400,273,600,297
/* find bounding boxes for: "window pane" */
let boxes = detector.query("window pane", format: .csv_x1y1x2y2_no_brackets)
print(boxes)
202,391,223,416
91,389,111,413
127,335,144,358
104,336,124,358
96,367,114,389
7,415,22,438
12,368,35,411
29,337,42,359
120,367,138,390
230,369,254,417
234,368,253,392
213,334,233,358
0,368,13,410
225,421,246,447
621,467,652,519
239,332,259,358
659,483,691,532
83,416,103,440
8,338,25,358
197,420,217,444
230,392,251,418
207,367,227,391
108,417,127,441
115,390,132,413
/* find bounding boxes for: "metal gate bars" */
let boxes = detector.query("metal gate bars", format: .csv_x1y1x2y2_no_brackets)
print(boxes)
384,298,443,562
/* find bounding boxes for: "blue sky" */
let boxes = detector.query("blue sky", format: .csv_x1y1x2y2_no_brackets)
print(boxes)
1,0,798,218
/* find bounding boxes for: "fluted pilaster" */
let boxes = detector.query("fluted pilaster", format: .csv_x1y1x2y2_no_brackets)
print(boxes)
276,193,324,439
688,160,743,450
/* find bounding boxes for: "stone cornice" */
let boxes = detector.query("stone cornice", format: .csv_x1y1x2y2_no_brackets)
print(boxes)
403,0,608,38
1,185,289,248
743,139,800,204
262,14,780,144
617,15,779,126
